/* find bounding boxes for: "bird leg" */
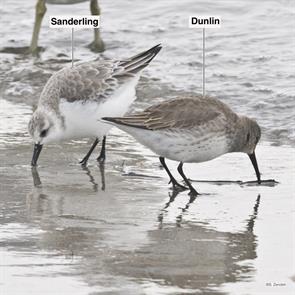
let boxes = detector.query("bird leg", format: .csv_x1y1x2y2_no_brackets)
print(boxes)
80,138,99,166
177,162,199,196
30,0,46,55
89,0,105,52
159,157,188,191
97,136,106,163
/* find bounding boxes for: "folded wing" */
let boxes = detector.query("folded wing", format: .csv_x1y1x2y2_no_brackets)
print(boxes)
53,44,162,103
102,97,237,131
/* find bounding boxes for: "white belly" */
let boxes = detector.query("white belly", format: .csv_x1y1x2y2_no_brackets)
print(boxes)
59,76,139,140
117,126,229,163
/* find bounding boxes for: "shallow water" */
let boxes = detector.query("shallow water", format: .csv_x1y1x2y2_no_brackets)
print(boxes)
0,0,294,294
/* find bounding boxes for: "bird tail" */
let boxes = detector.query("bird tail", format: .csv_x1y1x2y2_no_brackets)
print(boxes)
117,44,162,75
101,116,126,126
101,116,148,130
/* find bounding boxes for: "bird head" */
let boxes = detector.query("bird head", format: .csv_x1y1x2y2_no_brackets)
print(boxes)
28,108,64,166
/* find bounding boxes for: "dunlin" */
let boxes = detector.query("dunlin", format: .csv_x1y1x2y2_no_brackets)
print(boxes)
28,44,162,166
102,96,262,195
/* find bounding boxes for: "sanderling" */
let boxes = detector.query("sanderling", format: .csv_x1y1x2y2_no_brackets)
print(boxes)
28,44,162,166
102,95,262,196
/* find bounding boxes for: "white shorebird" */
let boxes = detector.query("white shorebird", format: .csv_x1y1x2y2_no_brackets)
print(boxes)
30,0,104,54
102,96,262,195
28,44,162,166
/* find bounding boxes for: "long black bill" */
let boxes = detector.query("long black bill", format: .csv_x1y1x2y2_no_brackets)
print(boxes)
31,143,43,166
248,152,261,184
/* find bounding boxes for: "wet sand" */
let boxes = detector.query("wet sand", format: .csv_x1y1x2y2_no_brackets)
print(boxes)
0,99,294,294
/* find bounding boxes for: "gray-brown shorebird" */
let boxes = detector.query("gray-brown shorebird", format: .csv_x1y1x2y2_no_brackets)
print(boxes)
102,96,262,195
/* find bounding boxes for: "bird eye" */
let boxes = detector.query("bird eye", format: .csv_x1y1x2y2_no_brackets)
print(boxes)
40,128,49,138
246,133,250,142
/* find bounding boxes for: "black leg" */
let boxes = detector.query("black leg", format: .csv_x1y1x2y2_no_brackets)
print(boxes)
80,138,99,166
159,157,187,191
177,162,199,196
97,136,106,163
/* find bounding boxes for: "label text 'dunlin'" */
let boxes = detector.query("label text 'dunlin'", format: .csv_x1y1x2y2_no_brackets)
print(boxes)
189,16,221,28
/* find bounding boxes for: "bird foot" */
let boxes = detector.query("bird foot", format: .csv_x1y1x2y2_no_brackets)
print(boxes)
188,188,200,197
87,40,105,53
26,46,44,56
96,155,105,163
79,158,89,167
171,181,188,192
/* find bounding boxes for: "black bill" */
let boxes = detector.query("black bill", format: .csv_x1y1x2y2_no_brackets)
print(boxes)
31,143,43,166
248,152,261,184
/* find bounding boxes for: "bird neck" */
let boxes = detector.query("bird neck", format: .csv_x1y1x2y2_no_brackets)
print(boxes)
229,116,249,153
39,76,61,113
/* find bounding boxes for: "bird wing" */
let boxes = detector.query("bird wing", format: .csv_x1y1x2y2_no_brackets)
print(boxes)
102,96,238,131
51,44,162,103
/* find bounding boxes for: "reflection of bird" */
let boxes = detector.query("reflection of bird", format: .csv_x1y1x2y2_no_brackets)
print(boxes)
246,194,260,232
28,44,162,166
30,0,104,54
28,168,65,216
81,164,105,191
31,166,42,186
103,96,261,195
107,195,262,293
